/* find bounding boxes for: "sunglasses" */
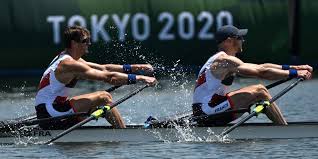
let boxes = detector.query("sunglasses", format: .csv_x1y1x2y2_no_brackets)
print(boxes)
75,38,91,45
232,36,245,42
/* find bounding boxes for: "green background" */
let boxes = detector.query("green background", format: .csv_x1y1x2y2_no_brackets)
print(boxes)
0,0,316,71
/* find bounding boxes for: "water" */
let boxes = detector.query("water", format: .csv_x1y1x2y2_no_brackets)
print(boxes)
0,77,317,158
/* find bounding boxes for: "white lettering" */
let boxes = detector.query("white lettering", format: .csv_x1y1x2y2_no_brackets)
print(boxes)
197,11,214,40
112,14,130,41
158,12,175,40
47,16,65,44
68,15,87,27
216,11,233,30
132,13,150,41
178,12,195,40
47,11,234,43
91,15,110,42
215,103,229,113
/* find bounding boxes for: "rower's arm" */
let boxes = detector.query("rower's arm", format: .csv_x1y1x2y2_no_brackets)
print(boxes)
80,59,154,75
261,63,313,72
236,63,290,80
260,63,284,69
211,55,290,80
103,64,154,76
58,59,156,86
79,58,108,71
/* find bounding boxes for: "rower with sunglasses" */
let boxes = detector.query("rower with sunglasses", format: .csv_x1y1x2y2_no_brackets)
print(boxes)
35,26,157,129
192,25,313,126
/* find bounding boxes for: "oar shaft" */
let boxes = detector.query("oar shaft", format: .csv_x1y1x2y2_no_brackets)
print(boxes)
45,84,149,144
265,77,293,89
269,78,303,102
105,85,121,92
44,116,95,144
150,78,292,127
190,108,249,122
110,85,149,109
0,113,86,130
220,111,257,136
16,112,88,127
0,86,120,129
220,78,304,137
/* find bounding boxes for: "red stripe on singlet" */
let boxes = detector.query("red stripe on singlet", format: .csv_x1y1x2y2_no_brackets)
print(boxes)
38,73,50,90
195,69,206,89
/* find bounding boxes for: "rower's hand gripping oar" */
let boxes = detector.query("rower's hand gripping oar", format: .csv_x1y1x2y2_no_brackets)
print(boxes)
44,84,149,144
219,78,304,137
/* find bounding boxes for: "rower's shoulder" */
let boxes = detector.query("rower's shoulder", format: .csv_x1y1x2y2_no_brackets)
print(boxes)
209,56,243,76
214,52,227,60
58,58,90,72
59,57,77,67
214,53,242,64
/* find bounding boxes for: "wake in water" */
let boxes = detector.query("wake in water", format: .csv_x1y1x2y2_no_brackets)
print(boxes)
147,119,234,143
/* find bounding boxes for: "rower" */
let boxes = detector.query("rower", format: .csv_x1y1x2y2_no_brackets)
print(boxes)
35,26,157,129
192,25,313,126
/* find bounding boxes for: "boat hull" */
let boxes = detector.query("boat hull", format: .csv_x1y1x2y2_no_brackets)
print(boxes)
1,122,318,144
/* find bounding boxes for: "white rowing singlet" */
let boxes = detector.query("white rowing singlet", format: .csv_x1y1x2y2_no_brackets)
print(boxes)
35,51,78,116
192,52,234,115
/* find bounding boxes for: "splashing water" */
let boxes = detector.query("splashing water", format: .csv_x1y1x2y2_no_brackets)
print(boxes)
6,126,41,146
147,118,234,143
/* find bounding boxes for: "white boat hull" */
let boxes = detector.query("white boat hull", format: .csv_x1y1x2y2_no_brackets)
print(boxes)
1,122,318,144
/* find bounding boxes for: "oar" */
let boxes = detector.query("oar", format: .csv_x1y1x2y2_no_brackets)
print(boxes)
219,77,304,137
0,112,89,130
105,85,121,92
188,77,295,124
146,108,250,128
13,113,37,122
145,78,293,128
265,77,293,89
0,85,122,129
189,108,249,123
44,84,149,144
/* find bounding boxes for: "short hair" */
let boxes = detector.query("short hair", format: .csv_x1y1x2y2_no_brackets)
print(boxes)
63,26,90,48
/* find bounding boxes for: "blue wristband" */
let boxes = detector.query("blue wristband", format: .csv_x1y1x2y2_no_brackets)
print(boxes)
136,70,145,75
289,69,298,78
123,64,132,73
282,65,290,70
128,74,137,84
